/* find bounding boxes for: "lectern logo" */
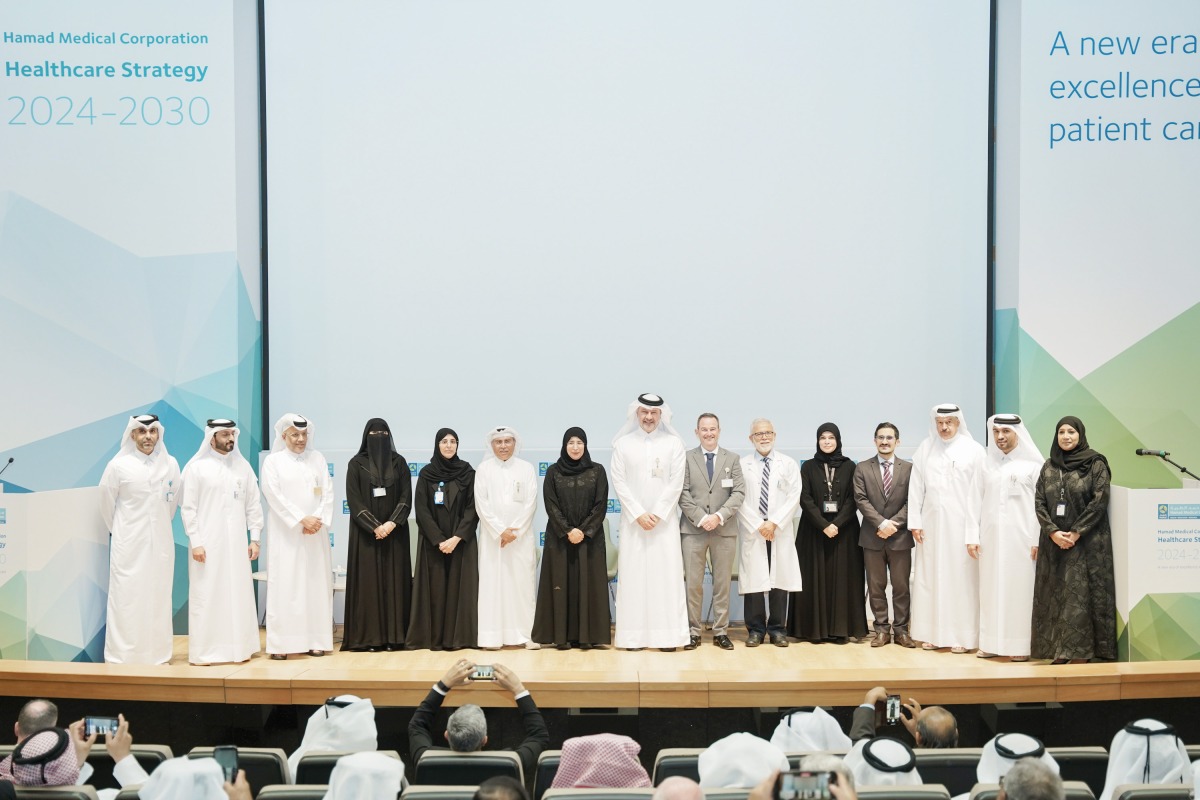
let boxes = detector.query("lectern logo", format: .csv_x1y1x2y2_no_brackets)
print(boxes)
1158,503,1200,519
0,508,5,524
539,462,549,476
606,499,621,514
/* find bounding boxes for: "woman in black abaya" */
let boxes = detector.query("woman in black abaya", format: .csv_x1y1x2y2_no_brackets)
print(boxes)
532,427,612,649
407,427,479,650
342,418,412,652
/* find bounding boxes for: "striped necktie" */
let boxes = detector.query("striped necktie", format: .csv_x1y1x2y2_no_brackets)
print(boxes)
759,456,771,517
882,459,892,498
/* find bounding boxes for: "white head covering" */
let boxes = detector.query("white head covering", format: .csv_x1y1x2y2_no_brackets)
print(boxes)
611,393,683,446
287,695,378,778
769,707,852,752
271,412,313,454
117,414,170,459
698,732,789,788
323,751,405,800
184,419,249,471
482,425,522,461
977,734,1058,783
844,737,922,787
140,756,227,800
1099,720,1192,800
913,403,978,467
984,414,1043,469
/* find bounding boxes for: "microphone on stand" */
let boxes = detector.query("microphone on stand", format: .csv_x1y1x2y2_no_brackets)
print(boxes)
1135,448,1170,457
0,457,13,479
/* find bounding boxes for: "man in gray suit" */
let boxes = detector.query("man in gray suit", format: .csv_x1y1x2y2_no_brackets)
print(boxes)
852,422,916,648
678,412,746,650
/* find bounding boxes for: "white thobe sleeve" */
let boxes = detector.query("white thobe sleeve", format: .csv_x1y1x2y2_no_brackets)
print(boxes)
510,464,538,535
319,461,335,528
768,458,802,529
112,754,150,786
166,457,182,520
261,458,305,529
180,468,203,548
244,469,265,542
98,460,120,532
965,465,986,547
475,467,504,539
908,456,926,530
651,441,686,520
609,443,644,519
963,455,982,544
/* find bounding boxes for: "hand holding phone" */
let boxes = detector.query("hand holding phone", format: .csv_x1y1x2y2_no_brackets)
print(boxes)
775,770,835,800
213,745,238,783
84,716,120,738
470,664,495,681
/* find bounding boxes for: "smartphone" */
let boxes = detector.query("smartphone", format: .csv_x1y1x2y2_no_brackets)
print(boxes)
213,745,238,783
775,770,835,800
84,716,119,737
886,694,901,724
470,664,495,681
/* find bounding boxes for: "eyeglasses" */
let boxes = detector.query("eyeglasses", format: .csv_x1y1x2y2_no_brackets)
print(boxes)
751,432,776,439
875,435,897,441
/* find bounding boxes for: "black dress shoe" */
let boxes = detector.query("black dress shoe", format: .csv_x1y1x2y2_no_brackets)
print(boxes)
746,631,764,647
579,643,593,650
270,653,287,660
769,632,789,647
659,647,677,652
714,635,734,650
557,643,572,650
684,635,701,650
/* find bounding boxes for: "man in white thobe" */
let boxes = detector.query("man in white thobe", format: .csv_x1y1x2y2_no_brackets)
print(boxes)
180,419,263,665
475,425,539,649
261,413,335,659
736,418,802,647
610,393,689,650
909,403,985,652
969,414,1043,660
98,414,181,665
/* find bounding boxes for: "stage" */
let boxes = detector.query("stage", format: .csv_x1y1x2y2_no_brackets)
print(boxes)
1,630,1196,710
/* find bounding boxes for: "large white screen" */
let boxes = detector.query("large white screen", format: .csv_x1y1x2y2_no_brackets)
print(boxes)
264,0,990,459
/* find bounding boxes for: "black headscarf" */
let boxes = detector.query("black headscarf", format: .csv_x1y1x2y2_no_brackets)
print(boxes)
1049,415,1107,472
419,427,474,486
812,422,850,466
555,426,594,477
356,417,397,484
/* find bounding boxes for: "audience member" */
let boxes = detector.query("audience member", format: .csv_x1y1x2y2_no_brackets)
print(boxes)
999,758,1065,800
552,733,651,788
0,728,80,786
699,732,789,788
654,776,705,800
770,707,852,752
12,700,56,744
844,737,922,786
852,687,958,747
324,751,404,800
476,775,531,800
1099,720,1192,800
978,733,1058,784
288,694,377,778
408,660,549,780
747,769,859,800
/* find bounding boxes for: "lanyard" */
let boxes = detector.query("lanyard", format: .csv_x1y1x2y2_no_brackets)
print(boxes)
823,464,836,499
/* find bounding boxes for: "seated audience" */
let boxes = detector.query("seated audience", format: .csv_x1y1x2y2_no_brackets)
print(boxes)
654,776,704,800
324,751,404,800
771,707,852,752
1099,719,1192,800
476,775,532,800
11,699,57,745
800,753,856,791
699,732,789,788
852,686,958,747
288,694,377,778
138,755,250,800
978,734,1059,784
844,737,922,786
999,758,1065,800
552,733,651,788
0,727,79,786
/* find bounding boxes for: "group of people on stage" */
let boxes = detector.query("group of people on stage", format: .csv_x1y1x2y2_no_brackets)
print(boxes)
97,393,1116,665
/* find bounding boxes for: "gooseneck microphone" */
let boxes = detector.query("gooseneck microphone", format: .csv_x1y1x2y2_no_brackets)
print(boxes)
0,457,13,478
1135,448,1170,457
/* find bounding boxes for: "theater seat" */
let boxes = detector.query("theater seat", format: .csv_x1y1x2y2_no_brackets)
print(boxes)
12,788,100,800
913,749,984,796
970,780,1095,800
1110,785,1194,800
1047,747,1109,797
294,750,403,785
84,744,174,790
414,751,524,786
651,748,704,785
402,785,483,800
534,749,562,800
856,784,952,800
542,790,655,800
256,786,332,800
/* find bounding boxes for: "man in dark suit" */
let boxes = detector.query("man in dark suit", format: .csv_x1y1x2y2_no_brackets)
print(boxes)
850,686,958,747
678,413,746,650
408,660,549,780
853,422,916,648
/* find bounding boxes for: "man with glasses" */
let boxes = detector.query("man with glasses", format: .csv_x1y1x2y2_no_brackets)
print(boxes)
736,418,802,647
852,422,915,648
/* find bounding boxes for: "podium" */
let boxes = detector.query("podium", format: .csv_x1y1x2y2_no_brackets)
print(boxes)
0,487,109,661
1110,486,1200,661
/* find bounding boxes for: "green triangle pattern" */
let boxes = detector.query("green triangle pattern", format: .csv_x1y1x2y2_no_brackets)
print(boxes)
1124,593,1200,661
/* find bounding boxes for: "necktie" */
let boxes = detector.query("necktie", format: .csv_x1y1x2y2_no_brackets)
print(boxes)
706,452,714,481
759,456,771,517
882,460,892,498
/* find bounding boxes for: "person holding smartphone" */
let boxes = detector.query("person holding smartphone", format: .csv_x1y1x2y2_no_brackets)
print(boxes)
850,686,958,748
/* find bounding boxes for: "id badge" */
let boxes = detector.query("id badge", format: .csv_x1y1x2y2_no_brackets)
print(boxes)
434,490,445,505
233,479,241,500
314,485,324,497
372,487,386,498
651,466,664,479
1008,477,1022,497
513,480,525,502
823,500,838,513
1055,502,1067,517
721,478,734,489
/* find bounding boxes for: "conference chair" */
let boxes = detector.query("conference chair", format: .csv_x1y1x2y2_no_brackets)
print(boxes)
256,786,333,800
970,780,1095,800
913,748,984,796
293,749,403,785
856,785,952,800
542,789,655,800
1047,746,1109,797
651,748,704,785
414,750,524,787
1109,786,1194,800
402,785,482,800
534,749,562,800
701,790,751,800
83,743,174,790
188,746,291,796
1186,745,1200,760
11,788,100,800
112,790,139,800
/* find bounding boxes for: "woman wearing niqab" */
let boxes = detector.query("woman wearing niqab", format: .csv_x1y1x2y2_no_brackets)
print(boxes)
407,428,479,650
343,418,412,652
532,427,612,649
788,423,867,643
1031,415,1117,663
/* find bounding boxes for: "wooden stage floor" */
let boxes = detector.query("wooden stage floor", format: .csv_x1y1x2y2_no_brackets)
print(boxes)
2,630,1195,709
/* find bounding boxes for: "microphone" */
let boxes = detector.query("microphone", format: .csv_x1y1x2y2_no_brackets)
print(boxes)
0,457,12,478
1135,448,1170,457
